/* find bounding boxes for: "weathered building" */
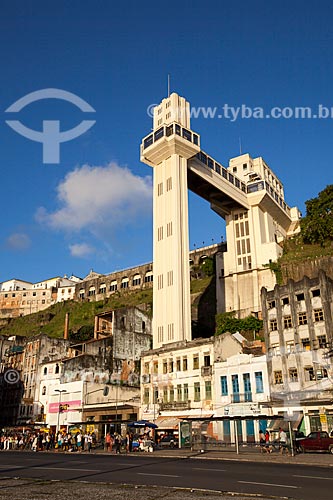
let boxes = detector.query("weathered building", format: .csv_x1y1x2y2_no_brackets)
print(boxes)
261,270,333,434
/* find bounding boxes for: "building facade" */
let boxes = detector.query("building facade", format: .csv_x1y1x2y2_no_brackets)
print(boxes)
261,270,333,434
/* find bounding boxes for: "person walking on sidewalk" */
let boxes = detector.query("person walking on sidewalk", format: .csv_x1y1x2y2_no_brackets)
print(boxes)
279,427,290,455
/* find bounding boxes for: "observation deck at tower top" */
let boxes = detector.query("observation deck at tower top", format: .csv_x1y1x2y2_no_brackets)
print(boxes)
141,121,292,221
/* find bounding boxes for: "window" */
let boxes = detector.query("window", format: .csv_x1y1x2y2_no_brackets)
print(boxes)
296,293,305,301
169,388,174,402
143,388,149,404
289,368,298,382
176,358,181,371
177,384,182,401
314,308,324,322
169,359,173,372
166,177,172,191
42,386,46,395
110,281,117,292
193,355,199,370
317,335,327,348
194,382,201,401
183,383,188,401
282,297,289,305
166,221,173,237
243,373,252,401
43,367,47,375
269,319,278,331
167,270,173,286
302,338,310,349
121,278,129,289
163,389,168,402
99,284,106,294
312,289,320,297
158,182,163,196
183,357,188,371
158,226,164,241
157,274,163,290
268,300,276,309
298,312,307,325
283,316,292,329
144,272,153,283
304,367,315,381
255,372,264,393
133,275,141,286
163,360,168,374
274,370,283,384
232,375,240,402
55,364,59,374
204,354,211,367
205,380,212,400
153,362,158,374
221,376,228,396
157,326,163,343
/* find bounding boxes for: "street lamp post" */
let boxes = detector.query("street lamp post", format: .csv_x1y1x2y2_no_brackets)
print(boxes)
54,389,67,434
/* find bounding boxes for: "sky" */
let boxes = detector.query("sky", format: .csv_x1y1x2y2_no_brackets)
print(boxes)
1,0,333,283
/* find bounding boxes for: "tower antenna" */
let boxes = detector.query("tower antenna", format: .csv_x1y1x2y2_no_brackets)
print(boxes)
167,74,171,97
239,136,242,155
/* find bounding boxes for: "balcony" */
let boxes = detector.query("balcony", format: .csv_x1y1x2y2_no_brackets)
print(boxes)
201,365,212,377
231,392,253,403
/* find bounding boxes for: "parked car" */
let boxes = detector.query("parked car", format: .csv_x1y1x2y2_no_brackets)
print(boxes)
158,435,178,448
297,431,333,453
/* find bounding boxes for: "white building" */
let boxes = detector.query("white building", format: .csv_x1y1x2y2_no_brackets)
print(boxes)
214,353,271,443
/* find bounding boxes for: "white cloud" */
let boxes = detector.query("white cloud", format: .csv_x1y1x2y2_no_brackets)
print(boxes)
36,162,152,232
5,232,31,251
69,243,95,258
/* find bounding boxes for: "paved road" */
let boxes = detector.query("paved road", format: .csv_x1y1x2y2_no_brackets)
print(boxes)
0,451,332,499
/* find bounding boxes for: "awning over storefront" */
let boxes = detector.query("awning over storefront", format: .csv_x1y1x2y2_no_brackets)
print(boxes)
267,412,303,432
155,414,213,430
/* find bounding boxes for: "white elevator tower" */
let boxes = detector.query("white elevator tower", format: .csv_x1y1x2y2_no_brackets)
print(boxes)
141,93,200,349
141,93,300,350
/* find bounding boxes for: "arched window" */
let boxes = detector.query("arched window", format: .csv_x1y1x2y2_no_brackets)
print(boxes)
55,363,60,374
79,289,85,299
99,283,106,294
110,280,117,292
121,277,129,289
43,367,47,375
144,270,153,283
88,286,96,296
42,386,46,395
132,274,141,286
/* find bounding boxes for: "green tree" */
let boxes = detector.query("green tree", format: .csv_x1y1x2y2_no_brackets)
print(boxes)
215,312,241,335
300,184,333,245
201,257,215,276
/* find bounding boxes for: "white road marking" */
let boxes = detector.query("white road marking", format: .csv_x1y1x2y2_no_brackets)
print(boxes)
238,481,298,489
34,467,101,472
137,473,180,478
293,474,333,481
193,467,227,472
0,465,22,468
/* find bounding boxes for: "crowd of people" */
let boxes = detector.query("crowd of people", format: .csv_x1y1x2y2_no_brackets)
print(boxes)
0,430,101,452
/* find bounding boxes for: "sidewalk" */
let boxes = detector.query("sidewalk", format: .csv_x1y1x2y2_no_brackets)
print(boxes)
148,446,333,467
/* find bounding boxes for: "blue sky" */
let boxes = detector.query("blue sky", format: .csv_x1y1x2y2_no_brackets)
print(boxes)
1,0,333,283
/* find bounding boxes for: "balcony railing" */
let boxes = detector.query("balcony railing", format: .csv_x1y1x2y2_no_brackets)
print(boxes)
201,365,212,376
231,392,253,403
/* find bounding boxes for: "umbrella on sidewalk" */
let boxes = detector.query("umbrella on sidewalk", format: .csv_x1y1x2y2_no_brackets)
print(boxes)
128,420,158,429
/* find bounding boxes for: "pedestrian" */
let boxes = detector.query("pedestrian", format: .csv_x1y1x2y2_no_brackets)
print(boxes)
105,432,112,452
115,433,121,454
265,430,272,453
279,427,289,455
87,433,93,453
259,430,266,453
76,432,82,452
